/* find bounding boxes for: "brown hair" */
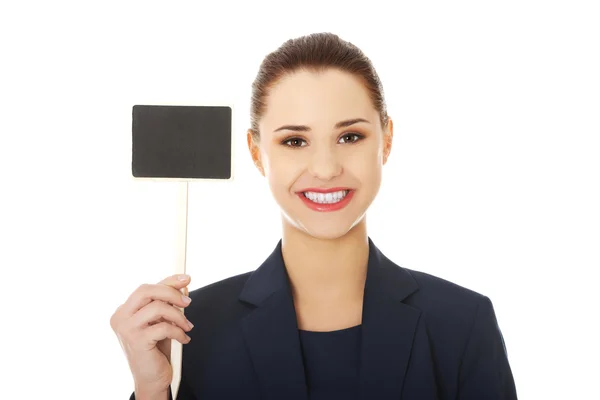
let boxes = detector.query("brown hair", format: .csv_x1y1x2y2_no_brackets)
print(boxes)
249,32,389,143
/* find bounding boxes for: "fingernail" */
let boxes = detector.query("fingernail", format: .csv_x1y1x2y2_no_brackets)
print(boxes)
177,274,189,281
182,295,192,304
188,320,194,329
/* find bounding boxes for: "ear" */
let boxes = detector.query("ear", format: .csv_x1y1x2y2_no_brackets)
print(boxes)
382,117,394,165
247,129,265,176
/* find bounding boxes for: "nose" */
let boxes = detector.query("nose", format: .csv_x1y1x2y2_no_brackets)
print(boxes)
307,146,343,181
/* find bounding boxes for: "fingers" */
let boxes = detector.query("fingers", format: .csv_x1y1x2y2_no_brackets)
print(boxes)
144,322,191,348
121,274,192,316
130,299,194,334
157,274,192,288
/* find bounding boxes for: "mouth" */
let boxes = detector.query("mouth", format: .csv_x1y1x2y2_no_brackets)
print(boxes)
297,188,355,212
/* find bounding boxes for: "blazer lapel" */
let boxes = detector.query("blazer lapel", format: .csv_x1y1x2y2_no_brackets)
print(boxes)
358,238,421,399
239,241,308,400
238,238,421,400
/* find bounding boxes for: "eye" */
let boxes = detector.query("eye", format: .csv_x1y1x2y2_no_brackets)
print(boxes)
282,137,307,148
338,133,363,144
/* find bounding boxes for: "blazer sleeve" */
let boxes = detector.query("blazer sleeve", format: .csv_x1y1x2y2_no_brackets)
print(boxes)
128,380,197,400
457,296,518,399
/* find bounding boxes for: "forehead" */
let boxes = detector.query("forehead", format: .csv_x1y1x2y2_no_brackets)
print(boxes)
260,69,377,130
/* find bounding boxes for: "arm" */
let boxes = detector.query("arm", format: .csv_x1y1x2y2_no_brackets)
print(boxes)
458,296,518,399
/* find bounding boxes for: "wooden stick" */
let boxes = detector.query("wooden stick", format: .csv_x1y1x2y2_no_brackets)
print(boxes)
171,181,188,400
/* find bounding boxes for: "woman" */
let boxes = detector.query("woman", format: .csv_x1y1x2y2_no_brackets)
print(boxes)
111,32,518,399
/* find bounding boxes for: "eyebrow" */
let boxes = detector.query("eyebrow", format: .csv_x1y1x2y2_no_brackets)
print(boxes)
273,118,370,133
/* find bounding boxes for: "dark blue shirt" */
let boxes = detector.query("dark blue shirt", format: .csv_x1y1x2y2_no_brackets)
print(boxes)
298,325,362,399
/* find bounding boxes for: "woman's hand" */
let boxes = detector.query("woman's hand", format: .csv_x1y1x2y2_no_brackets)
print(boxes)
110,274,194,396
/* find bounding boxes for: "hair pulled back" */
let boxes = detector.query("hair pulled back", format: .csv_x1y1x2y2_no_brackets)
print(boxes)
249,32,389,142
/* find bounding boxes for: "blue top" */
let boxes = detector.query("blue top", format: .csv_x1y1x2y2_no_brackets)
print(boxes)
128,238,518,400
298,325,362,399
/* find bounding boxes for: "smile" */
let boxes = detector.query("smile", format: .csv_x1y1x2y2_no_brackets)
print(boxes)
303,190,349,204
297,189,355,212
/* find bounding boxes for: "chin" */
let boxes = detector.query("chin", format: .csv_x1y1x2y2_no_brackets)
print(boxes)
282,210,366,241
300,226,352,241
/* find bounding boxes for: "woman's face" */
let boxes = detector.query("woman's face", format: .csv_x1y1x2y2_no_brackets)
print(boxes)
248,68,393,240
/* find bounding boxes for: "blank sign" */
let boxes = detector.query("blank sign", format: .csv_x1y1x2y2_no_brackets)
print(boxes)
132,105,232,180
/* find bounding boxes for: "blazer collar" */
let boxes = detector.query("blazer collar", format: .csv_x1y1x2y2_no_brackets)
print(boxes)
239,237,421,400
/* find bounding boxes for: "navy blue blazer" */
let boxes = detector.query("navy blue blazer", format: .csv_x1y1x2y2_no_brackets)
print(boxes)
130,238,517,399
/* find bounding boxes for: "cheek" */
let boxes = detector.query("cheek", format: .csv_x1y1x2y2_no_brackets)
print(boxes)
349,144,380,168
357,166,382,187
265,152,299,193
347,147,383,189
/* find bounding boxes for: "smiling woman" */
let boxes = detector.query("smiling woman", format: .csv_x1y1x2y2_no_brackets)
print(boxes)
116,32,518,400
248,66,391,241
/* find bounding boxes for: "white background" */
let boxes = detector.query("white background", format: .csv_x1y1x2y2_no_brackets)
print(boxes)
1,1,598,399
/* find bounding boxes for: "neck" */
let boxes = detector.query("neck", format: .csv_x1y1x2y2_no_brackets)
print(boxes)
281,217,369,305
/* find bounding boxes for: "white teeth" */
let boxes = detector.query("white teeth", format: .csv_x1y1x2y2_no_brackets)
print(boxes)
303,190,349,204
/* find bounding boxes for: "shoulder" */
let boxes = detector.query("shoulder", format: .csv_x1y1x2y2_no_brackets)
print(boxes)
406,268,487,306
188,270,253,303
184,271,254,323
402,268,492,333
